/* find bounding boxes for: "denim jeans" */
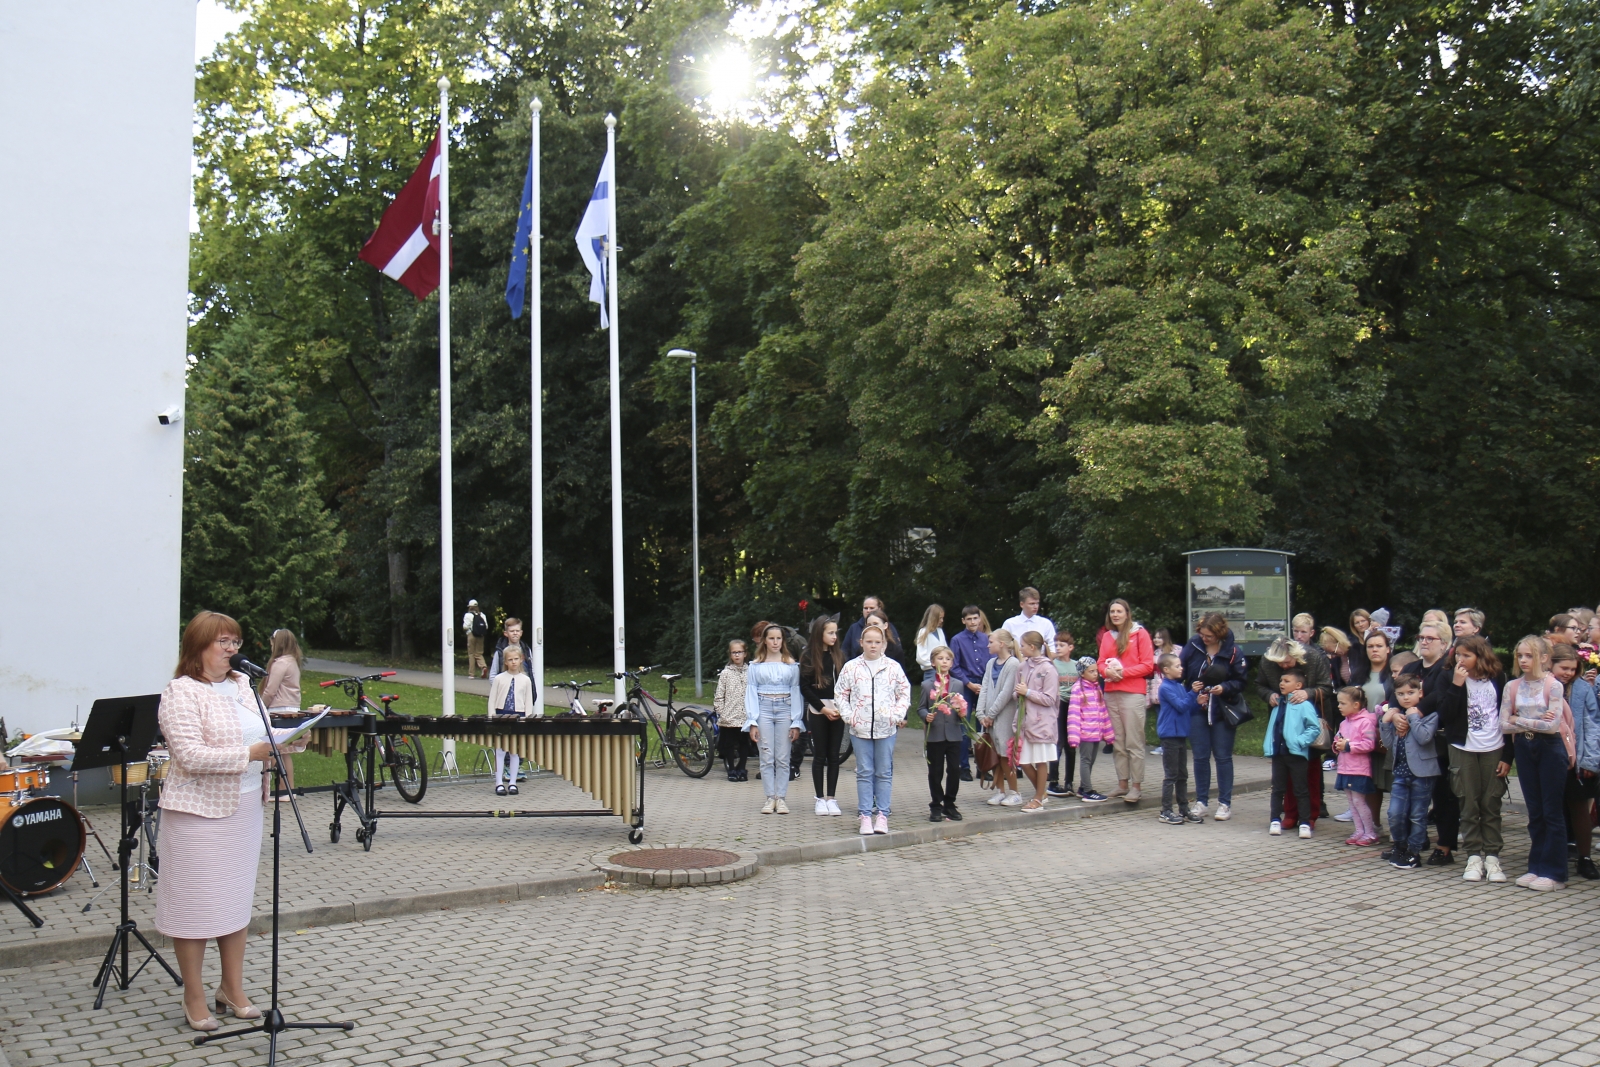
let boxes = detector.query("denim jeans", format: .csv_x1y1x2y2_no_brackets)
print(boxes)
1515,733,1569,881
1188,712,1237,806
1388,772,1435,853
854,733,896,816
756,705,794,798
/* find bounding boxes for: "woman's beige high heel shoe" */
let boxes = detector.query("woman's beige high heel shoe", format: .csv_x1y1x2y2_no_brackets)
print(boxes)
184,1005,220,1032
214,988,262,1019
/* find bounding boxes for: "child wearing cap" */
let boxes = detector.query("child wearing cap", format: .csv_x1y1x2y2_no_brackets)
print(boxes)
1067,657,1114,802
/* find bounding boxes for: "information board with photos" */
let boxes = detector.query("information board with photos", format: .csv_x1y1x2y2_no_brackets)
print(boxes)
1183,549,1294,656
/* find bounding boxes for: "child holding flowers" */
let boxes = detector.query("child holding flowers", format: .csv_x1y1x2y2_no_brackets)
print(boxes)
918,645,969,822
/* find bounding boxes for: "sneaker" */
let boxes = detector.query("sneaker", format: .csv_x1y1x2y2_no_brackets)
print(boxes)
1047,782,1073,798
826,798,843,816
1529,876,1565,892
986,792,1007,806
1185,810,1203,823
1298,824,1313,839
1515,872,1539,887
1150,746,1164,756
1355,835,1379,846
774,798,789,815
814,797,829,816
1322,758,1337,771
1079,791,1108,804
1463,855,1485,882
760,797,776,815
1577,856,1600,880
1333,809,1355,823
1379,844,1398,860
1269,820,1283,836
1189,801,1207,820
929,809,944,823
1001,792,1024,807
1213,803,1231,821
1158,810,1185,825
1355,837,1372,848
1485,856,1507,882
872,814,889,835
1391,850,1421,870
859,815,873,836
943,806,963,822
1124,784,1142,803
1426,848,1455,866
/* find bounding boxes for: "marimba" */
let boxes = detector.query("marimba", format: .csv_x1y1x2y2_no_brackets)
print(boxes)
282,712,646,849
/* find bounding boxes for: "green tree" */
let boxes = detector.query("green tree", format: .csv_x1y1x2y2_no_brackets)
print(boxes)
181,317,345,657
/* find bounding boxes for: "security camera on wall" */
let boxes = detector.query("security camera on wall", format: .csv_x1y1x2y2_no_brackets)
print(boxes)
157,406,182,426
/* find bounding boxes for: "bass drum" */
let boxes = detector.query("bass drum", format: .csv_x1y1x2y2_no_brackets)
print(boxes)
0,797,85,895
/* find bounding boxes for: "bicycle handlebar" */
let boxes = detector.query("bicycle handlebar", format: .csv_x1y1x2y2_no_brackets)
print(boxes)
319,671,397,688
613,664,665,681
551,679,601,690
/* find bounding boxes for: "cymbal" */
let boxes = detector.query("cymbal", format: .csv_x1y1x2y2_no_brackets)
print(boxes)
61,732,82,741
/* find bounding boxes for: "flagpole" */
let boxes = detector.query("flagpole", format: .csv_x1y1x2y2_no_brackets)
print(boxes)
605,113,626,707
438,76,455,719
530,97,545,707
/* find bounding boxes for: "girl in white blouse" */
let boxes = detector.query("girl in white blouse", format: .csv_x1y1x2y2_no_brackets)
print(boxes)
487,646,536,796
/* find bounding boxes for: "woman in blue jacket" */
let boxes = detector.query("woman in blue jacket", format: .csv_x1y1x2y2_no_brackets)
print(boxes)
1180,613,1249,822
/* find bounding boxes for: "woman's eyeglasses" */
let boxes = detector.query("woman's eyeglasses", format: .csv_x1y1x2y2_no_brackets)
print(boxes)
215,637,243,650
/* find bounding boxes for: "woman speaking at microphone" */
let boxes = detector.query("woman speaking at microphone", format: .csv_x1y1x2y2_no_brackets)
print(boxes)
156,611,302,1032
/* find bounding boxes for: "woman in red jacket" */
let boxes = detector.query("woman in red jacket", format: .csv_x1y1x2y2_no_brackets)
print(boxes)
1097,599,1155,803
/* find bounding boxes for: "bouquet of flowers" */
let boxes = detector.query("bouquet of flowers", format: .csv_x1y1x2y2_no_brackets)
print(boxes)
931,690,968,717
1579,644,1600,675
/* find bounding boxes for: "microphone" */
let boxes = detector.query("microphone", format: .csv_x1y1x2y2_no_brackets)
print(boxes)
229,653,269,679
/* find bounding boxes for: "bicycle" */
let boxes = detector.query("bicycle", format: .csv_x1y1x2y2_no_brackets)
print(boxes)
549,679,606,717
318,672,428,808
612,665,715,778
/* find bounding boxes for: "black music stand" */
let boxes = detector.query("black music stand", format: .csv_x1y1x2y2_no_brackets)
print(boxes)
74,695,181,1007
194,664,352,1063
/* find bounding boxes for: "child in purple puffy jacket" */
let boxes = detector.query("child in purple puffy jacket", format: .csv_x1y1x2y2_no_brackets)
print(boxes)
1068,659,1114,802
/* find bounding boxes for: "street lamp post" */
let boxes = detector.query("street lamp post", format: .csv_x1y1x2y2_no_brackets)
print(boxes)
666,348,702,696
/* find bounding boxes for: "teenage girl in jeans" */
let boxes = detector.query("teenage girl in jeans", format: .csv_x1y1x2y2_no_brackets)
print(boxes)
802,616,846,816
837,624,911,835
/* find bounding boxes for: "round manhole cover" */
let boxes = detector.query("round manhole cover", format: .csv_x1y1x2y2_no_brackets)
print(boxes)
609,848,739,870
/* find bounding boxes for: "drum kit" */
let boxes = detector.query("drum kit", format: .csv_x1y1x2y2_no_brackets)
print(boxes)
0,724,172,911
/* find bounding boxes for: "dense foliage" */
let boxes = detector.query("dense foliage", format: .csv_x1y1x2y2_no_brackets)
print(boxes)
185,0,1599,665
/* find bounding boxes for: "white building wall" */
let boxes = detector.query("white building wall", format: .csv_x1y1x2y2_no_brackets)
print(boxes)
0,1,196,733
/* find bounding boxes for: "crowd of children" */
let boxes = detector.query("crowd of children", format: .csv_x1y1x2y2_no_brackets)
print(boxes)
703,593,1600,886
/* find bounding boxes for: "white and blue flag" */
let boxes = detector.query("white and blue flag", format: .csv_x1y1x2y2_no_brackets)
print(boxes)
575,145,614,327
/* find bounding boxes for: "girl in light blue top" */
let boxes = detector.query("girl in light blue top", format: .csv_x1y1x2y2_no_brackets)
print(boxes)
747,624,805,814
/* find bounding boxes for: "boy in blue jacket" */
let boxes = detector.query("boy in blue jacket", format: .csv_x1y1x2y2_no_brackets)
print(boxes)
1265,667,1323,838
1157,654,1202,825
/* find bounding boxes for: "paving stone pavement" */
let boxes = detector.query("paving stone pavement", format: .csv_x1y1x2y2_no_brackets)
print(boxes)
0,732,1271,959
2,789,1597,1067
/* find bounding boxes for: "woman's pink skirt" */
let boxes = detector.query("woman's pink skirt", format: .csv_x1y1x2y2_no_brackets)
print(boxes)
155,792,263,939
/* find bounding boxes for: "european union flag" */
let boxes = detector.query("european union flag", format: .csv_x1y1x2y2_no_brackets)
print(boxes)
505,147,535,319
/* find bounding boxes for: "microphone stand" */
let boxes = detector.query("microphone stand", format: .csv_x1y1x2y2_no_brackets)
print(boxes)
194,667,353,1062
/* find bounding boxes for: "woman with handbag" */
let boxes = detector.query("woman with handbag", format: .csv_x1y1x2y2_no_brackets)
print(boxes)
1180,612,1249,822
976,629,1024,806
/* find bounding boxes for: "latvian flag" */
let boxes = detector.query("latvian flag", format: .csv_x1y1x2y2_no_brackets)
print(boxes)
359,129,448,299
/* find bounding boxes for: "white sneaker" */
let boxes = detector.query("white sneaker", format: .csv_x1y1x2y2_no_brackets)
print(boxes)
1322,758,1337,771
760,797,776,815
1188,801,1207,820
1269,820,1283,836
1485,856,1507,882
1333,809,1355,823
859,815,873,836
1299,824,1313,839
1462,855,1485,882
826,798,842,816
774,798,789,815
814,797,829,816
1214,803,1231,822
1001,792,1024,807
872,813,889,834
1515,872,1539,887
986,792,1007,806
1529,876,1565,891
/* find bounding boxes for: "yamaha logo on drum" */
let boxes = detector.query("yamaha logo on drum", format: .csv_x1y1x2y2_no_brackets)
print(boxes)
16,807,63,827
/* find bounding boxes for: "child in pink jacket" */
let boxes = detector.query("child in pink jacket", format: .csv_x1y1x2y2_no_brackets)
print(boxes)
1067,659,1115,802
1331,686,1379,846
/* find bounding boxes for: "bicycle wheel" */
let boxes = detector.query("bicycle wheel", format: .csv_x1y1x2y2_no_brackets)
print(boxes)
666,710,715,778
387,734,428,804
